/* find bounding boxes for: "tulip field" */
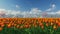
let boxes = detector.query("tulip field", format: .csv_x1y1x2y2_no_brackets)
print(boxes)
0,18,60,34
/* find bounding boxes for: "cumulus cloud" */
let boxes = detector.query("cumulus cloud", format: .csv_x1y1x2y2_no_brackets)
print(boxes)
46,8,52,11
30,8,42,14
46,4,56,11
0,8,60,18
56,10,60,14
51,4,56,8
46,10,60,15
0,3,60,18
16,5,20,8
0,8,42,18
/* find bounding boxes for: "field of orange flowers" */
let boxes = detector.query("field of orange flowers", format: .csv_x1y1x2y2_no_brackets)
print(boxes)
0,18,60,34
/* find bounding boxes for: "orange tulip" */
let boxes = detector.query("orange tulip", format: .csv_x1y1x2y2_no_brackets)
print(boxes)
7,24,11,28
51,23,54,26
16,25,20,28
46,23,49,27
20,26,23,29
39,23,43,26
34,25,37,27
41,26,44,29
1,24,4,27
57,23,60,26
0,27,3,31
24,25,29,28
53,25,57,30
14,24,17,27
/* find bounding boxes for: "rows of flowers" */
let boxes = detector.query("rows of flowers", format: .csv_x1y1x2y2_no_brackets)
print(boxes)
0,18,60,34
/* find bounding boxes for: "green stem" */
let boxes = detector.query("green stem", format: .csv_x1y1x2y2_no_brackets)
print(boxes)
49,29,54,34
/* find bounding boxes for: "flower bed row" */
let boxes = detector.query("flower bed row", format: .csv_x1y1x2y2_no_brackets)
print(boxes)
0,18,60,34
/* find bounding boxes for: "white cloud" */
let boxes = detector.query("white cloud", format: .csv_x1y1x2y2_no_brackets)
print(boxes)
46,8,52,11
46,4,56,12
0,8,60,18
47,12,56,14
56,10,60,14
16,5,20,8
0,8,42,18
30,8,42,14
31,8,41,12
46,10,60,15
0,4,60,18
51,4,56,8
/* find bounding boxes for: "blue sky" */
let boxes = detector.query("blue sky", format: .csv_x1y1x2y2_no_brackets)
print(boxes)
0,0,60,18
0,0,60,11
